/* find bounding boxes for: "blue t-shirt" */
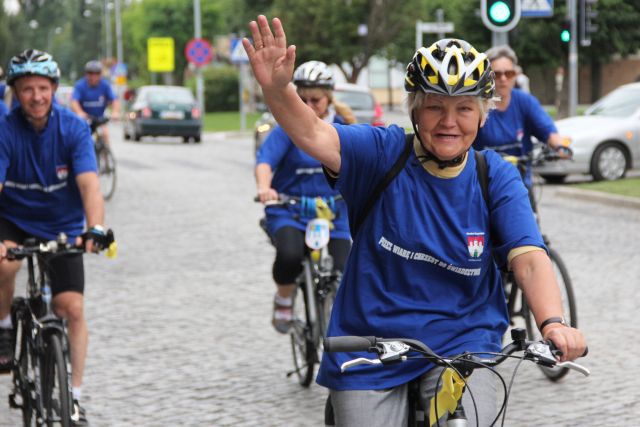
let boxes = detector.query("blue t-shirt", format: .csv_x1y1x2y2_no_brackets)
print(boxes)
0,104,97,240
0,84,7,116
72,77,115,117
256,117,350,240
316,124,544,391
473,89,557,186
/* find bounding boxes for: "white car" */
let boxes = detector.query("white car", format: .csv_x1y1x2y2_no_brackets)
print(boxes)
535,82,640,182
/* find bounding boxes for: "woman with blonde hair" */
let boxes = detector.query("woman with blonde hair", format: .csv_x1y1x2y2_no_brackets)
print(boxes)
255,60,353,333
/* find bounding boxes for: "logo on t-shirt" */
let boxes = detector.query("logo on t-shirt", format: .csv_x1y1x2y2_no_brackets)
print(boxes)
467,232,485,259
56,165,69,181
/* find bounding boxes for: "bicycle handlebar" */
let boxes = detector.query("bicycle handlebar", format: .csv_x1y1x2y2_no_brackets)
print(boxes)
324,328,590,376
5,230,116,261
254,193,344,206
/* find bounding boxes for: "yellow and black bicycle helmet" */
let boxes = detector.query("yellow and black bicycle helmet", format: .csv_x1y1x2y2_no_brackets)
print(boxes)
405,39,494,99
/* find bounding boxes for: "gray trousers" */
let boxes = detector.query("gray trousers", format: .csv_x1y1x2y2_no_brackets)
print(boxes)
329,368,497,427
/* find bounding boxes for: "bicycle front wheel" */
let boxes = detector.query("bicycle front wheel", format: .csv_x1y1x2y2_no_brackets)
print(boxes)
11,308,36,426
524,247,577,381
40,331,71,427
290,261,317,387
96,144,117,201
317,279,338,341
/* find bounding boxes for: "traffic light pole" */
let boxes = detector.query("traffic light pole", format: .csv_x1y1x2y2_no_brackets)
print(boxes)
568,0,578,117
492,31,508,47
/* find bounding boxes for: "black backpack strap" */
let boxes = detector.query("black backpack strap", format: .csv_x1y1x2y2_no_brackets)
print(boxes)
352,133,414,236
474,150,490,208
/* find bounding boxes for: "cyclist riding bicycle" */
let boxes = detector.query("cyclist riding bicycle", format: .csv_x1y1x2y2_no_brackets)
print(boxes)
244,16,586,425
0,49,111,427
473,45,570,189
71,60,120,148
256,60,354,334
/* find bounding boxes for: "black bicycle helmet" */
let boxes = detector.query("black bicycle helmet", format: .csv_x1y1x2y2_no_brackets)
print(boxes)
405,39,494,99
293,61,335,89
85,60,103,73
6,49,60,86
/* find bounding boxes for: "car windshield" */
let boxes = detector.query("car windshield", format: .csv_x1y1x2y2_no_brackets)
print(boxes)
334,90,374,110
145,88,194,104
585,86,640,117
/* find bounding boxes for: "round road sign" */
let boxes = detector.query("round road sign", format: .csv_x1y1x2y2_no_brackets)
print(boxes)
185,38,213,66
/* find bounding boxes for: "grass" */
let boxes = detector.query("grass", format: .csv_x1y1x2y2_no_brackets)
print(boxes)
572,177,640,198
203,111,262,132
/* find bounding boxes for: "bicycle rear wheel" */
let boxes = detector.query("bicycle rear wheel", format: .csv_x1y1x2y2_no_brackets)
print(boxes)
40,331,71,427
96,144,117,201
290,261,317,387
524,247,577,381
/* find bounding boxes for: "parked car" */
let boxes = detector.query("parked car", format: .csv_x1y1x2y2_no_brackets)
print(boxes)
124,85,201,143
535,82,640,182
253,83,384,153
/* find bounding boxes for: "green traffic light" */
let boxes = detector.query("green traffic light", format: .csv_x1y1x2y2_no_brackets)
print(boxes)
561,29,571,43
489,1,512,23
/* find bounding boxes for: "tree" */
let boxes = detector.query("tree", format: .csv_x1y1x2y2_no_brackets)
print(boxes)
271,0,421,83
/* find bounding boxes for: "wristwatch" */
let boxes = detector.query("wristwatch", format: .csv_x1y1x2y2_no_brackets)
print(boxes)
539,316,567,332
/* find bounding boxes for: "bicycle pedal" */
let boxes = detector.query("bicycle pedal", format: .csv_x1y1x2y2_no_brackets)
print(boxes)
8,393,23,409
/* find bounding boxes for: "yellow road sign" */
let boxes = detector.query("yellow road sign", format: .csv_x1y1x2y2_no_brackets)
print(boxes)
147,37,175,72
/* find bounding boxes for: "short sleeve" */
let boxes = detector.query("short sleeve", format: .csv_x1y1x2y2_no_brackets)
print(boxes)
70,120,97,175
255,126,292,169
524,93,557,143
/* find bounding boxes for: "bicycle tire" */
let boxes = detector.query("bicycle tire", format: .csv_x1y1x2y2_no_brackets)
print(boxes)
524,247,577,381
40,331,71,427
96,143,117,201
12,309,36,427
290,261,317,387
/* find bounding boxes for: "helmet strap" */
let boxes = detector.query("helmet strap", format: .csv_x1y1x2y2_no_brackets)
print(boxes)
411,111,467,169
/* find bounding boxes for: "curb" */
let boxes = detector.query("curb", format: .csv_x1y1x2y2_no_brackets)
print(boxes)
553,186,640,210
206,130,252,141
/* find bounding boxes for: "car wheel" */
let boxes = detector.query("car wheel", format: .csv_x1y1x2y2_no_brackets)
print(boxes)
540,174,567,184
133,131,141,142
591,142,627,181
123,129,130,140
194,135,201,143
182,136,190,144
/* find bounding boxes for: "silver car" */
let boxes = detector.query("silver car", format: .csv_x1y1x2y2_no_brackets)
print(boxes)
535,82,640,182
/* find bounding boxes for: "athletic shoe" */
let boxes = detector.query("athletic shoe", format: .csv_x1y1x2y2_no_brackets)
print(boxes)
272,295,293,334
71,400,89,426
0,327,13,372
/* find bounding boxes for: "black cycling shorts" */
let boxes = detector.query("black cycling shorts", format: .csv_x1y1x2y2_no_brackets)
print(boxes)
0,217,85,296
272,226,351,284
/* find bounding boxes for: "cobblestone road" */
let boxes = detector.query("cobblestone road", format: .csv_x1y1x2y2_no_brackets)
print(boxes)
1,124,639,426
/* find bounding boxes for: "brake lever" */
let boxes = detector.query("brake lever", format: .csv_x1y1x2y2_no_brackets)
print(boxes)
340,357,381,372
556,361,591,376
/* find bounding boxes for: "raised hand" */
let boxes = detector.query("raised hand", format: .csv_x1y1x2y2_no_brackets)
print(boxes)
242,15,296,92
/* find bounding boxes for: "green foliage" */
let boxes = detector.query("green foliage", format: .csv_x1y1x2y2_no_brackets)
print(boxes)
271,0,421,82
198,65,240,112
203,111,262,132
584,0,640,65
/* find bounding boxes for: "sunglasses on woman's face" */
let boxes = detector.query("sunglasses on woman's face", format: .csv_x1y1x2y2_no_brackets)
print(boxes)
299,96,324,105
494,70,517,80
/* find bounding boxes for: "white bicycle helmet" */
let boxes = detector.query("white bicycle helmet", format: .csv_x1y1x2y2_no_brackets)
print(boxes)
293,61,334,89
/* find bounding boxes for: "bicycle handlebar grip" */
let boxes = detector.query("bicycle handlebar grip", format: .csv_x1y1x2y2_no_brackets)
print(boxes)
546,340,589,357
323,336,377,353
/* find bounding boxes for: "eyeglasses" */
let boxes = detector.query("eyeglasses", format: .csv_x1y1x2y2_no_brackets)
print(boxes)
299,96,324,105
493,70,517,80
